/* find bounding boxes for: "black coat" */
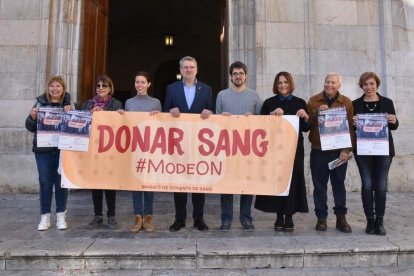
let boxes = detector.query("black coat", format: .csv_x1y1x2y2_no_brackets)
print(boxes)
352,93,398,156
254,95,309,214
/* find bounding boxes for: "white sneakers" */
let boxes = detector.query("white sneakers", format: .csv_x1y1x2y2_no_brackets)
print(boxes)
37,212,68,231
56,211,68,230
37,213,51,231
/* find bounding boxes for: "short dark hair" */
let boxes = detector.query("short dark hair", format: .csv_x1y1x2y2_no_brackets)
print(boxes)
229,61,247,75
134,71,151,83
358,72,381,89
272,71,295,94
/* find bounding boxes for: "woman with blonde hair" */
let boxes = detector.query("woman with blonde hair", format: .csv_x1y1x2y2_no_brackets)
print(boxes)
25,75,72,231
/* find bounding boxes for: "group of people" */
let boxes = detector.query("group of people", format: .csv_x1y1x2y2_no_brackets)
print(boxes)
25,56,398,237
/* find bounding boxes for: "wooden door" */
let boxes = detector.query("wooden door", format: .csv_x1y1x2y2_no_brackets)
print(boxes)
79,0,109,107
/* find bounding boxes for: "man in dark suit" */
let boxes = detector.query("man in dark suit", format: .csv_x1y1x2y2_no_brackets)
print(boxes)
163,56,214,232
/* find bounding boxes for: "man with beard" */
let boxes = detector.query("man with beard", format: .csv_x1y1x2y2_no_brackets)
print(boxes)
215,61,263,231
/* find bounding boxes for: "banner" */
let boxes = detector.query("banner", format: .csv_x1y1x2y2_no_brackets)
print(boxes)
61,112,299,196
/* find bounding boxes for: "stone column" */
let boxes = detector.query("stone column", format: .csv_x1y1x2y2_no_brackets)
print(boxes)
47,0,83,104
228,0,256,89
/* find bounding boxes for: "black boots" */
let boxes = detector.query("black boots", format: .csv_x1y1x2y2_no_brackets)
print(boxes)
365,217,375,234
284,215,294,232
274,214,284,231
375,216,386,236
274,214,294,232
365,216,386,236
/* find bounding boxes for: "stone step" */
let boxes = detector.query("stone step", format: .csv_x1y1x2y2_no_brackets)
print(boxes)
1,235,413,271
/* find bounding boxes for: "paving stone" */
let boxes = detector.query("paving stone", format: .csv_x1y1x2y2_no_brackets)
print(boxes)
296,235,399,267
84,238,196,270
198,236,303,269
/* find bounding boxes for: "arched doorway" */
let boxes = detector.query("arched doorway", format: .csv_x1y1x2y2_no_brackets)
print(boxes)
153,59,180,106
106,0,228,106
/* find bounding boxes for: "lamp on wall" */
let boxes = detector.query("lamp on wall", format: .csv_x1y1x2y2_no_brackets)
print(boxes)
165,34,174,46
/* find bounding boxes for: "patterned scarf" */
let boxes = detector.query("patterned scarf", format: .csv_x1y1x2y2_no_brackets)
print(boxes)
90,94,112,111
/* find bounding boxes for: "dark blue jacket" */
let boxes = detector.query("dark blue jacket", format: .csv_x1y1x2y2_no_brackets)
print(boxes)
163,80,214,113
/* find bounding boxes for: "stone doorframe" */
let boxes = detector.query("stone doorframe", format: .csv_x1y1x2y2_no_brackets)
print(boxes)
45,0,83,105
48,0,242,103
46,0,399,101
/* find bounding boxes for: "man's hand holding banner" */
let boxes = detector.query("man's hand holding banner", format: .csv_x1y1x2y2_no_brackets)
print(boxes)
61,112,299,196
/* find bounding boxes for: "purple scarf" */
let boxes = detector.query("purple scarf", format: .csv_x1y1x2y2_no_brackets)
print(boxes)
90,94,112,111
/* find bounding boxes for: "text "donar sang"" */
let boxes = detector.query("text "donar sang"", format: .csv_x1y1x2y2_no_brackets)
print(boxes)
97,125,269,157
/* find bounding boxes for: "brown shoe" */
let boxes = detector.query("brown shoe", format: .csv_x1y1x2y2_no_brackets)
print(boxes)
143,215,155,233
130,215,143,233
315,219,327,231
336,214,352,233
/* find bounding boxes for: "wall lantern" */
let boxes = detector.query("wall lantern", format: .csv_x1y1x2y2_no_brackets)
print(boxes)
165,35,174,46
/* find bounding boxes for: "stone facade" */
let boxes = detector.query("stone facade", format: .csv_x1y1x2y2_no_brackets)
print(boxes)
0,0,82,192
229,0,414,192
1,0,413,192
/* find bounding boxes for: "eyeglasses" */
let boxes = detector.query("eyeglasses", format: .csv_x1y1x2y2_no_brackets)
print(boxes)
231,72,246,77
96,83,109,89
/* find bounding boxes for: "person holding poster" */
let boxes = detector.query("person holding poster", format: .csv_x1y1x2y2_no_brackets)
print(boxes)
163,56,214,232
307,72,355,233
25,75,72,231
216,61,262,231
82,75,123,229
352,72,398,236
124,71,162,233
255,71,310,232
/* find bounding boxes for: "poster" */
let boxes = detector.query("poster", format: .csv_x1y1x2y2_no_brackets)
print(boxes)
58,111,92,152
356,113,389,155
36,107,64,147
318,106,352,151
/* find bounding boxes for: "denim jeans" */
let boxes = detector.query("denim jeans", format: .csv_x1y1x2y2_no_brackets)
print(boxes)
310,149,347,219
35,151,67,214
355,155,392,218
220,194,253,224
132,191,154,215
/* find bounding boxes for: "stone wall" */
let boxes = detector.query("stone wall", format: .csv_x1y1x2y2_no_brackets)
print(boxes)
230,0,414,192
0,0,82,193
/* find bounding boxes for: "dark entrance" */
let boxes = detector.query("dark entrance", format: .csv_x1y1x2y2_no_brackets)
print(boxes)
107,0,228,106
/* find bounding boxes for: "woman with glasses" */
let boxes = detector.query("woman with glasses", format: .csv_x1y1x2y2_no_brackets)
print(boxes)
25,75,72,231
82,75,123,229
254,71,310,232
